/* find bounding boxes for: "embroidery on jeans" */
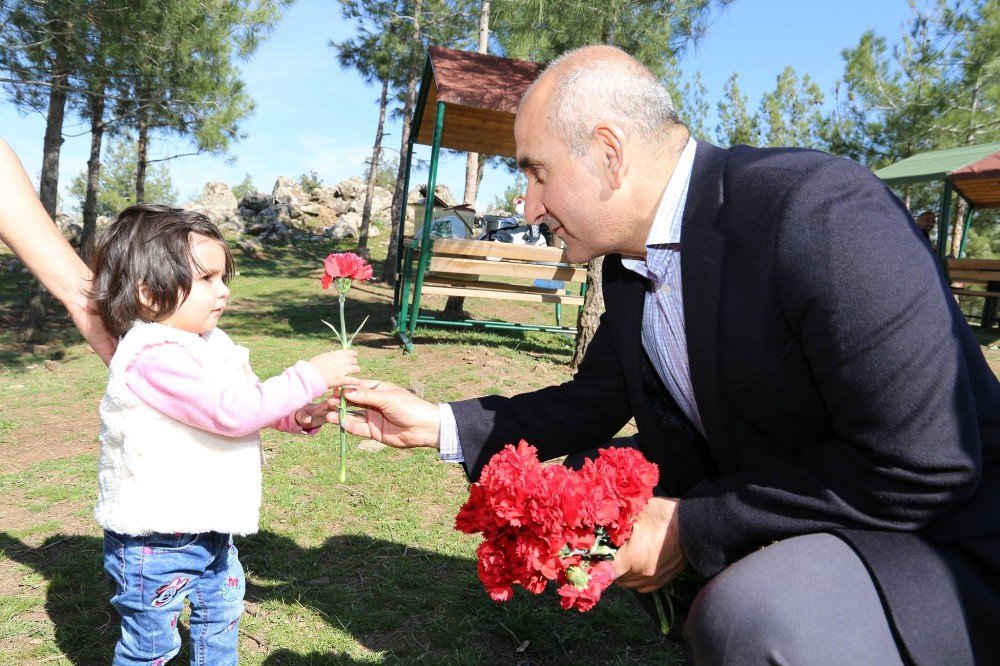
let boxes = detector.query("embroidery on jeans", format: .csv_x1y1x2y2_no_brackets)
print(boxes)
220,575,242,602
151,576,189,607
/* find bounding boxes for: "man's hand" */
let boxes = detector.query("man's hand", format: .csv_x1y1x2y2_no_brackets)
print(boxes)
326,380,441,449
294,401,333,431
613,496,686,593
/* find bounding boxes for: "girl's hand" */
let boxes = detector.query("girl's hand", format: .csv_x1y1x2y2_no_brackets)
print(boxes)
308,349,360,388
294,401,333,431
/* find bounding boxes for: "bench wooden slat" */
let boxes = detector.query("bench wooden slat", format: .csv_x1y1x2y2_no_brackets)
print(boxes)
431,238,571,263
425,274,567,294
951,288,1000,298
948,259,1000,270
422,284,585,305
948,270,1000,283
429,256,587,282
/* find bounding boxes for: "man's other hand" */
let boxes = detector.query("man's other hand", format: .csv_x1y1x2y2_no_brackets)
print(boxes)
613,496,686,593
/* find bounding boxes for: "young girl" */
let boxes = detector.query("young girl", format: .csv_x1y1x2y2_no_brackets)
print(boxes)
90,204,357,665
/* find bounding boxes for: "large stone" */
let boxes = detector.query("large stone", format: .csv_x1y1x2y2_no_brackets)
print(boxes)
338,211,363,231
350,186,394,218
371,186,393,216
183,182,242,233
416,183,457,206
336,176,366,201
310,185,342,207
239,190,272,211
55,212,82,247
325,198,351,217
327,221,358,241
259,221,289,245
272,176,308,207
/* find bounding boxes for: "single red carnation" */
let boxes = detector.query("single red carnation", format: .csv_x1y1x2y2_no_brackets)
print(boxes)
476,538,517,602
455,483,492,534
321,252,373,289
478,441,546,528
594,447,659,514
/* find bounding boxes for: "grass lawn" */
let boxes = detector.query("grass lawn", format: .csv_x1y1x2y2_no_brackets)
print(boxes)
0,237,679,665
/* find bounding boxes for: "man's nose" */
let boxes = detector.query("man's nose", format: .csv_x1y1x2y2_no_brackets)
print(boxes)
524,182,546,223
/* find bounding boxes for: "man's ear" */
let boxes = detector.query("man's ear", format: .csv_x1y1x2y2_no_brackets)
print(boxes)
592,122,628,190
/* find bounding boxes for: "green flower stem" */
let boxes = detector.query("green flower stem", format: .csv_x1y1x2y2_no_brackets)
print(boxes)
338,393,347,483
338,290,348,483
652,587,676,636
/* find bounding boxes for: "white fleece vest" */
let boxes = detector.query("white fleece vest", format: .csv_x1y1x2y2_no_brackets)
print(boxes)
94,322,262,536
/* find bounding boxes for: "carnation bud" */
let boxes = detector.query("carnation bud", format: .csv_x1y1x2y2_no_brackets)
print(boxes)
564,565,590,589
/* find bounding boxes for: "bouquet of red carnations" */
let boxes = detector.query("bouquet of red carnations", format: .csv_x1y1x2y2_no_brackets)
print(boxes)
455,441,676,631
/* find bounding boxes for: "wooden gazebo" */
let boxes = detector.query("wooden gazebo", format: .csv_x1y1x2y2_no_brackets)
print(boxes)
392,46,549,350
875,142,1000,261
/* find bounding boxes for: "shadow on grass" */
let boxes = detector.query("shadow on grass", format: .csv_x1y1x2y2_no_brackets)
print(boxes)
0,273,84,370
0,531,680,665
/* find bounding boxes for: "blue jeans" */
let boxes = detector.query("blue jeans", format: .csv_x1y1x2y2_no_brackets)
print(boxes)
103,531,245,666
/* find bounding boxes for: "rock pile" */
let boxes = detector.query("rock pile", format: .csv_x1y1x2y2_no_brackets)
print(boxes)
36,178,461,267
182,176,411,246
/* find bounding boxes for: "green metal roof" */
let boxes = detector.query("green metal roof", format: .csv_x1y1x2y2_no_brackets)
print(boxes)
874,142,1000,185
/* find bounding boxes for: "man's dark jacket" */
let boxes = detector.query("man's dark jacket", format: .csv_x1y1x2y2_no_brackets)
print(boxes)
451,142,1000,664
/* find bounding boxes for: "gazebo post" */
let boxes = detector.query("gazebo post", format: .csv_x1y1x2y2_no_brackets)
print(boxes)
937,181,953,265
393,141,415,315
393,141,416,330
404,100,447,349
395,56,434,346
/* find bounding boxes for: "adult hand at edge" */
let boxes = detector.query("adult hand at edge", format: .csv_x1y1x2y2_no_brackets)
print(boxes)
613,496,687,594
327,379,441,450
67,293,116,365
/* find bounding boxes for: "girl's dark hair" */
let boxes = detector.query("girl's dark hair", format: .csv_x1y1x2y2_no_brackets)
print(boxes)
89,204,235,338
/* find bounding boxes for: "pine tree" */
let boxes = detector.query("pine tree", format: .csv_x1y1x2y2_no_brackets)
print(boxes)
715,72,760,146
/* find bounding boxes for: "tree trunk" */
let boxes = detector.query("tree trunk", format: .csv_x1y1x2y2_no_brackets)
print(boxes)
570,258,605,369
461,0,490,211
81,89,106,260
136,112,149,203
445,0,491,315
38,72,67,217
384,0,425,286
951,197,968,258
20,54,69,343
357,77,390,260
463,152,479,206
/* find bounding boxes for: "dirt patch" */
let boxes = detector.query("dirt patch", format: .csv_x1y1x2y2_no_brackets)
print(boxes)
3,406,99,474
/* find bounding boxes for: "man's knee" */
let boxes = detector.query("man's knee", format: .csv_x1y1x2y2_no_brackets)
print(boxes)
684,552,797,664
682,534,902,666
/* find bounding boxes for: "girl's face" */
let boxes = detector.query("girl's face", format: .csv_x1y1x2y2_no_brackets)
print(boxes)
159,234,231,334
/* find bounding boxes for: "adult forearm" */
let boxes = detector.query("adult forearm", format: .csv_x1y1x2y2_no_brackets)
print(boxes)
0,138,92,308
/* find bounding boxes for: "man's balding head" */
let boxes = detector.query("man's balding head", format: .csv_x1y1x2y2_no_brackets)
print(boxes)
521,45,683,157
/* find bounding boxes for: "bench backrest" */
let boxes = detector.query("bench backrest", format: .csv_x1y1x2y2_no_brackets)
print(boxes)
947,258,1000,284
428,238,587,284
